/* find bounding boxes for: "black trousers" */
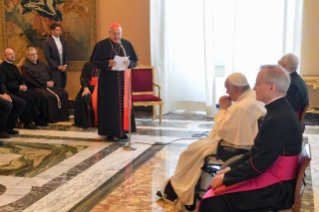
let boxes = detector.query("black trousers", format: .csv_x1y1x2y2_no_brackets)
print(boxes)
0,95,26,131
13,90,45,124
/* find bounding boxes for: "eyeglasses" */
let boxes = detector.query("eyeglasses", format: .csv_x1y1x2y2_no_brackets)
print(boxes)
28,53,38,56
6,52,15,56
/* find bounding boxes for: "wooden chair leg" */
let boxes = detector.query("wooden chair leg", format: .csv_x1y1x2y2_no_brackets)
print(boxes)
153,105,156,120
159,104,163,125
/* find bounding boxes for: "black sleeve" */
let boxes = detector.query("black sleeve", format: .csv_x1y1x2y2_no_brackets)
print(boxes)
81,79,89,88
228,146,255,169
90,44,110,70
286,84,300,112
0,68,8,94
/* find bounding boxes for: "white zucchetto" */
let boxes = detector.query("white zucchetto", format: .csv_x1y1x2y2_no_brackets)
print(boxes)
227,73,249,87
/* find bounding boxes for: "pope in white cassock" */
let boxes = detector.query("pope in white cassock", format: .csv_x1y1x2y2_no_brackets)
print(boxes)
159,73,266,210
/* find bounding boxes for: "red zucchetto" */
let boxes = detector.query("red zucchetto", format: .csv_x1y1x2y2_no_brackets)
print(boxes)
109,22,121,28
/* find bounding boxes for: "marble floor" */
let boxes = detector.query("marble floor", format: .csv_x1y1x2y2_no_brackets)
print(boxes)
0,111,317,212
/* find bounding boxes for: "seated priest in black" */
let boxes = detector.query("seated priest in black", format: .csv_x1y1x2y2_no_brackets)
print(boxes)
74,62,99,128
0,93,26,138
278,53,309,119
0,48,46,129
199,65,303,212
22,47,69,123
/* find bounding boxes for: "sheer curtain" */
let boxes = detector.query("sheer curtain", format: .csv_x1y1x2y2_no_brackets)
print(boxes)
150,0,216,115
150,0,304,115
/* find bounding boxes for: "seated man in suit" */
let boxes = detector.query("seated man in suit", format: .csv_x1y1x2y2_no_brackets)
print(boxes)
22,47,69,123
199,65,303,212
158,73,266,211
0,48,45,129
278,53,309,119
74,62,99,128
0,93,26,138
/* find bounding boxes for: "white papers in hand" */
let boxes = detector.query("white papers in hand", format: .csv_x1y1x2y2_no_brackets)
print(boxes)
112,55,129,71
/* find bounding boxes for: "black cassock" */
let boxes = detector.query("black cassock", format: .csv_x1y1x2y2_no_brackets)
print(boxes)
22,59,69,123
286,71,309,119
90,38,139,137
200,97,303,212
74,62,99,128
0,61,43,124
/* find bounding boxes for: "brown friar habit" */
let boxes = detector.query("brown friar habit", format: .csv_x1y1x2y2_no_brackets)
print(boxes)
90,38,139,137
22,58,69,123
200,97,303,212
0,61,43,124
74,62,100,128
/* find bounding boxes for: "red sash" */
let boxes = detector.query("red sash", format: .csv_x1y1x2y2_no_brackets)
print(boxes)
89,77,98,126
199,154,299,210
296,105,301,119
123,69,132,131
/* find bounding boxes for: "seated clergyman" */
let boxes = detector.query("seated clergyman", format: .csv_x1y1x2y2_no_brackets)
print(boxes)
158,73,266,210
199,65,303,212
74,62,99,128
22,47,69,123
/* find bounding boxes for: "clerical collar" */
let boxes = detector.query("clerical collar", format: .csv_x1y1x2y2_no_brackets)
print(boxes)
4,60,13,64
265,95,285,105
52,35,60,41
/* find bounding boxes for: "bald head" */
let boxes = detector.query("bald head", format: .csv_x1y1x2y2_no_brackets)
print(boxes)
278,53,299,73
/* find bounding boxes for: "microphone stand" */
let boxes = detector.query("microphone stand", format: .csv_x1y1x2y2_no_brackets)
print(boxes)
119,42,137,151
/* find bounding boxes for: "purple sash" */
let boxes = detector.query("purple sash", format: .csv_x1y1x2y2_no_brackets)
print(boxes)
199,154,299,209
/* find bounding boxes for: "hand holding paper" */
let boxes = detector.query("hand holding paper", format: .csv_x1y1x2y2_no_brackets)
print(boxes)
112,55,130,71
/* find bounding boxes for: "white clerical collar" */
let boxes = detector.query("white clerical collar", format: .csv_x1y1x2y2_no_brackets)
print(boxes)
236,89,251,102
5,60,13,64
52,35,60,41
265,95,285,105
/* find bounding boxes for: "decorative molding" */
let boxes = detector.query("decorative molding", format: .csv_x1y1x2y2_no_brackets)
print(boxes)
302,76,319,89
0,0,7,52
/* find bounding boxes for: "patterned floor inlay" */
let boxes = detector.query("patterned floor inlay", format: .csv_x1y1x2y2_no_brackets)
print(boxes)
0,141,87,177
90,142,191,212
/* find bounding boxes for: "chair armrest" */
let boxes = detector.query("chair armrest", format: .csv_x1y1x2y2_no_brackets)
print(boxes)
153,82,162,98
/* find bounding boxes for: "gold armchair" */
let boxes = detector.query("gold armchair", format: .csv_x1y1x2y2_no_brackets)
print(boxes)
131,66,164,125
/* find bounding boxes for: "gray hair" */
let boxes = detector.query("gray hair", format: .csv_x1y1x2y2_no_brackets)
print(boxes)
260,65,290,94
26,47,37,55
279,53,299,73
2,47,13,56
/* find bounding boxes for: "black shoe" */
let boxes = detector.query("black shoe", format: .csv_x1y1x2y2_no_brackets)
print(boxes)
118,134,128,139
36,121,49,127
24,123,38,129
5,128,19,135
0,132,10,138
156,191,163,198
107,136,114,141
0,141,4,146
184,204,196,211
